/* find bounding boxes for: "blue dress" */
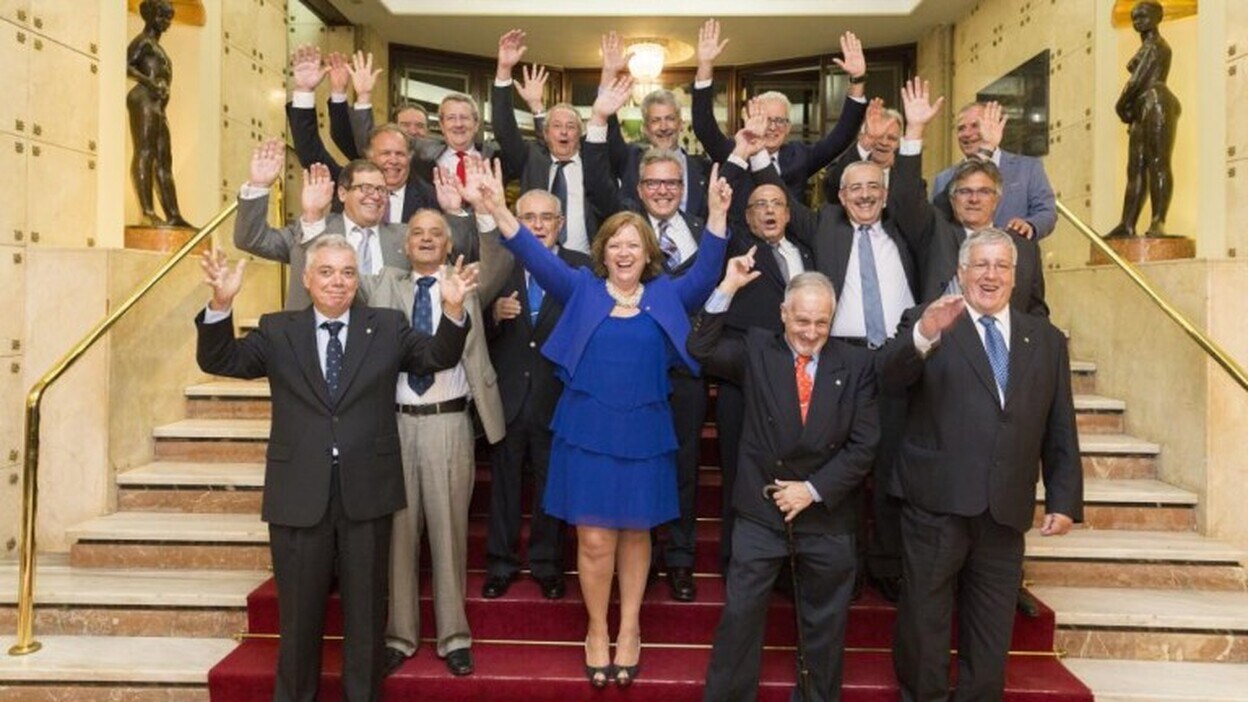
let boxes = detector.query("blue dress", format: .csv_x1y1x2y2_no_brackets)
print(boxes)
542,312,680,530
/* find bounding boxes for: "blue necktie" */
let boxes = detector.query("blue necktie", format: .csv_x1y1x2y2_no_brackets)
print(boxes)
979,315,1009,402
658,219,681,271
857,225,887,348
408,276,437,395
551,160,570,244
321,321,345,401
526,273,544,325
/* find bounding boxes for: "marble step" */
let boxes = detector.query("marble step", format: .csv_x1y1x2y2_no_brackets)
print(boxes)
67,513,270,571
1034,478,1196,531
0,557,266,638
117,461,264,513
0,634,233,696
1025,529,1248,591
1036,585,1248,663
1062,659,1248,701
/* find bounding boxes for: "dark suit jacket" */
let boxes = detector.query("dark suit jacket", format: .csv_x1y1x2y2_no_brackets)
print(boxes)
501,223,728,378
195,302,468,527
286,102,438,222
485,244,593,426
692,83,866,203
882,305,1083,532
888,153,1048,317
688,312,879,535
932,149,1057,240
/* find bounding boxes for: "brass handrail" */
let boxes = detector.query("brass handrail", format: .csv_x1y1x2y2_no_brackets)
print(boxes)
8,201,238,656
1056,199,1248,392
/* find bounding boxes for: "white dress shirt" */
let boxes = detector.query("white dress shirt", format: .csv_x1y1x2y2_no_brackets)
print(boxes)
830,221,914,340
394,270,470,405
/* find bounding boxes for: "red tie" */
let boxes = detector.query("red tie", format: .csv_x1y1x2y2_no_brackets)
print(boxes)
795,355,813,423
455,150,468,185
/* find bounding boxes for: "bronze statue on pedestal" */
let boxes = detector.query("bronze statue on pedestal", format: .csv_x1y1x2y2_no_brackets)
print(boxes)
127,0,192,228
1106,0,1181,239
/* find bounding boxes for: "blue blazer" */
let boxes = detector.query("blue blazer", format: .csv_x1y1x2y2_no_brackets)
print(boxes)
501,224,730,378
931,149,1057,239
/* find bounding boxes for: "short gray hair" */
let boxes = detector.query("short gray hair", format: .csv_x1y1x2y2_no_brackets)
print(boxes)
860,108,904,136
755,90,792,112
515,189,563,217
839,160,885,188
783,271,837,307
638,147,684,180
957,228,1017,268
641,90,682,122
307,233,357,261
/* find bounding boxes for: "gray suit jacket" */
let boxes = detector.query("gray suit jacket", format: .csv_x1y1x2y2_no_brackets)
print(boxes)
359,266,506,444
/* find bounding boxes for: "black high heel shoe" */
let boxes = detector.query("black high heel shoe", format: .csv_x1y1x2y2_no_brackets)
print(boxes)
584,639,613,689
613,635,641,687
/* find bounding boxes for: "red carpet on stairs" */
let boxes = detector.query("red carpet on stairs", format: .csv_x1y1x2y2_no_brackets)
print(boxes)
209,401,1093,701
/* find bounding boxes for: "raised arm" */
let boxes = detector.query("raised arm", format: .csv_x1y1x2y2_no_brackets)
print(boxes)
492,29,534,180
234,139,299,262
890,77,945,254
583,76,637,219
674,164,733,310
691,19,735,165
287,45,344,180
196,249,266,380
801,32,869,177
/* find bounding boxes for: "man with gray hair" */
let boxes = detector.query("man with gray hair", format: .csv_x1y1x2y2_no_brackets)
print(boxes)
823,102,904,203
691,260,878,702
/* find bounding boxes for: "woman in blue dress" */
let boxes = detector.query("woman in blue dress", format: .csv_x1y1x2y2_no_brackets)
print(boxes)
463,152,735,687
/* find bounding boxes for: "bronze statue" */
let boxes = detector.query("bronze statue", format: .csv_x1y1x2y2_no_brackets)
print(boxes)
1106,0,1181,239
127,0,192,228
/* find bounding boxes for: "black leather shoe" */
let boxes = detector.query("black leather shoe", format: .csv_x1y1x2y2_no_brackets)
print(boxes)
666,567,697,602
382,646,408,677
535,574,566,600
446,648,474,676
1016,587,1042,618
871,574,902,603
481,574,514,599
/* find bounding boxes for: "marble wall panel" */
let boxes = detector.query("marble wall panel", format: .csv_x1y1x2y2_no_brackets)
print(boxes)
0,1,29,26
222,0,259,60
0,464,17,559
0,21,28,141
0,134,27,246
0,244,24,358
28,0,97,58
26,141,97,247
26,33,97,155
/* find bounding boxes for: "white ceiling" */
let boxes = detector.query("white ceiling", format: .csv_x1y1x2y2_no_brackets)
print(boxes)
327,0,978,68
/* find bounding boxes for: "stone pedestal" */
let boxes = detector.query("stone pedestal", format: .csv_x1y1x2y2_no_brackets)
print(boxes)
124,226,208,255
1089,236,1195,266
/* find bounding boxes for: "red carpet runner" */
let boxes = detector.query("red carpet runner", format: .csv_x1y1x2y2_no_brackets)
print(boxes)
209,397,1092,700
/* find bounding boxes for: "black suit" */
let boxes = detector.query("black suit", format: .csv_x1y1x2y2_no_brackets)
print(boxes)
484,240,592,581
692,83,867,204
609,136,712,221
583,136,708,569
196,302,468,702
690,311,878,702
888,153,1048,317
286,102,439,223
883,305,1082,701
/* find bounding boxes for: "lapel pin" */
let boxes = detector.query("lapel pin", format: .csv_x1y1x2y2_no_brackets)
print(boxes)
366,328,373,335
835,379,842,386
1024,336,1030,344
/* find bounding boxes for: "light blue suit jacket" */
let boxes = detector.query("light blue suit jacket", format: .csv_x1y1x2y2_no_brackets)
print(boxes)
931,149,1057,239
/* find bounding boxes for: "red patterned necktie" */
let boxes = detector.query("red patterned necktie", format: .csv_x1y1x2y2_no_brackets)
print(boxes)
455,150,468,185
796,355,813,423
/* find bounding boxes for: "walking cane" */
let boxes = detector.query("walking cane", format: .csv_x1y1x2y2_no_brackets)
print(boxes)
763,484,814,701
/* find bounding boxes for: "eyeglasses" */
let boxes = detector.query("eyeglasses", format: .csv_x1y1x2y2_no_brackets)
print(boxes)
440,113,476,125
519,213,562,225
963,261,1015,274
347,184,389,198
646,114,680,127
766,117,791,128
952,186,998,199
841,182,884,195
748,199,788,211
640,178,683,191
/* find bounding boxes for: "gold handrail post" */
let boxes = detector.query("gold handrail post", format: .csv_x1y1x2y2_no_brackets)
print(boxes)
1056,200,1248,392
8,201,238,656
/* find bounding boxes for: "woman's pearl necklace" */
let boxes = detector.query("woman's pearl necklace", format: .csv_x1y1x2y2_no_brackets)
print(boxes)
605,280,644,308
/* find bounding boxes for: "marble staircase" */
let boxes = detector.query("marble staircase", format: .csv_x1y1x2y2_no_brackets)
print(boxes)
2,359,1247,700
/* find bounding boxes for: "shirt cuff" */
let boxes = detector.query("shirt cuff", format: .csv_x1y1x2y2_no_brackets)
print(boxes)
805,481,823,503
693,78,712,90
443,310,468,327
239,184,270,200
847,94,866,104
748,150,773,173
299,217,328,243
726,154,748,169
355,102,372,110
329,92,347,103
898,139,922,156
475,213,498,233
585,123,608,143
703,288,733,313
291,91,316,109
202,305,232,324
494,78,513,87
913,323,940,357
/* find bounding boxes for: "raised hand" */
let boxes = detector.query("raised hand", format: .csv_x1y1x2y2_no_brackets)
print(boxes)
977,100,1006,154
600,31,631,83
719,245,762,294
432,166,464,213
201,248,247,312
248,138,285,188
900,76,945,139
917,294,967,340
496,29,527,79
832,31,866,80
696,19,729,80
440,254,481,318
493,291,522,323
590,75,634,124
705,162,733,238
733,108,767,159
516,64,549,113
290,45,328,92
326,51,350,95
861,97,888,148
348,51,382,101
300,163,335,222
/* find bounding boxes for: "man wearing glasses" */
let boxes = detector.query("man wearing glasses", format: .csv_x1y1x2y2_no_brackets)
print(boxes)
233,141,411,310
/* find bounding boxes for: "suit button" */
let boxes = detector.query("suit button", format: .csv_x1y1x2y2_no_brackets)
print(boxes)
775,460,783,468
528,341,536,348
